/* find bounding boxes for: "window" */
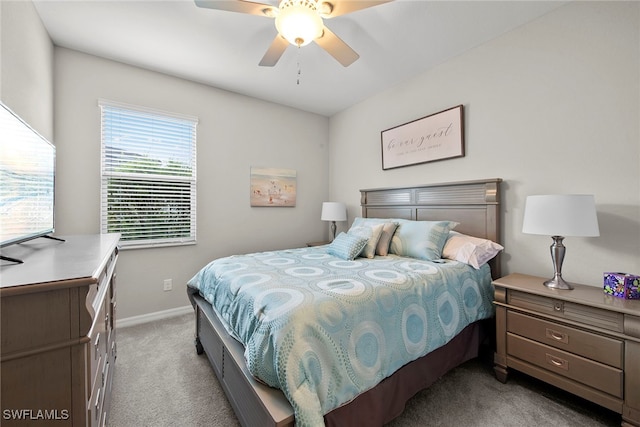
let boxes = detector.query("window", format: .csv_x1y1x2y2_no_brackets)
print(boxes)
100,100,197,249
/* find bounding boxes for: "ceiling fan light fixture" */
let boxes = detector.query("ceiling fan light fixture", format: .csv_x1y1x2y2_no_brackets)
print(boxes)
275,0,323,47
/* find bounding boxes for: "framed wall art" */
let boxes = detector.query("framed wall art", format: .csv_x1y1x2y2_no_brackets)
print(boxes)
250,167,297,207
381,104,464,170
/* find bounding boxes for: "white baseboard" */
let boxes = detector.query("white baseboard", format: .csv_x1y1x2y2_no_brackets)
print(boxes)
116,305,193,328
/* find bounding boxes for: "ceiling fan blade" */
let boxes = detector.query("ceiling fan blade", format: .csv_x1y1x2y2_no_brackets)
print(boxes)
194,0,276,17
318,0,393,18
314,26,359,67
259,36,289,67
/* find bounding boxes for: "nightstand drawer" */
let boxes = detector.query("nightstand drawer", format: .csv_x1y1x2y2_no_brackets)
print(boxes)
507,311,623,368
507,333,623,398
508,290,624,333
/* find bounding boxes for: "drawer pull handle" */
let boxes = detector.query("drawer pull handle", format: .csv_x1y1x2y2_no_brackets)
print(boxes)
94,334,101,359
545,328,569,344
546,353,569,370
94,387,101,417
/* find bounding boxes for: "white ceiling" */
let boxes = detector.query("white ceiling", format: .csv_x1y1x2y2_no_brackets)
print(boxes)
33,0,566,116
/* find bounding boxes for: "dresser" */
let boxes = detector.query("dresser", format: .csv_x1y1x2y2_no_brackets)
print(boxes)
493,273,640,427
0,234,120,427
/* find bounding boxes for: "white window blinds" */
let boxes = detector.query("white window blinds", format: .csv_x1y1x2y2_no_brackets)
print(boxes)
100,100,197,249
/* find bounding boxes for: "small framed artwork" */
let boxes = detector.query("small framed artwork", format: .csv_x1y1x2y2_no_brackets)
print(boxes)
250,167,297,207
381,104,464,170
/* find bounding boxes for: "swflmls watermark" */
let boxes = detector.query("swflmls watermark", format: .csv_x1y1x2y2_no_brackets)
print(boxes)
2,409,70,421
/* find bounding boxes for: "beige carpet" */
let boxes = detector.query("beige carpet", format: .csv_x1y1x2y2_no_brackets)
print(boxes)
108,313,620,427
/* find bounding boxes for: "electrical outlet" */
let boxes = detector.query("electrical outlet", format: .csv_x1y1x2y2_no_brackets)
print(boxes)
163,279,172,291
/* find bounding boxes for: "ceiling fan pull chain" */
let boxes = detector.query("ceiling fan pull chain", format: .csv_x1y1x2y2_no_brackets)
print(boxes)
297,46,302,85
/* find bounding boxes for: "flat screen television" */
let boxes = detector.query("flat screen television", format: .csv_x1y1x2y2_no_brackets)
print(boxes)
0,102,56,252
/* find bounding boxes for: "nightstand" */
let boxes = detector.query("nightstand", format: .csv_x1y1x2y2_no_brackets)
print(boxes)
306,241,330,247
493,273,640,427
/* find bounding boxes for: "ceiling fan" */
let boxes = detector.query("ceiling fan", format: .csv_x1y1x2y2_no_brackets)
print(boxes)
194,0,393,67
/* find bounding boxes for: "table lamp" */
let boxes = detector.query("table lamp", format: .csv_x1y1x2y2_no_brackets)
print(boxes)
522,194,600,290
321,202,347,241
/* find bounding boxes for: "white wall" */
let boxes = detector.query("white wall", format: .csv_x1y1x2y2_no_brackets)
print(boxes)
0,0,54,139
5,0,638,321
329,1,640,287
2,0,331,321
53,48,330,319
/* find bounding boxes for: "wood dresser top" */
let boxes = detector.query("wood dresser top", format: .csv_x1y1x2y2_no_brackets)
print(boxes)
0,234,120,292
494,273,640,317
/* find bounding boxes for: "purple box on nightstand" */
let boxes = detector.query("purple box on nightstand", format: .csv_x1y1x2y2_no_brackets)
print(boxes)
604,272,640,299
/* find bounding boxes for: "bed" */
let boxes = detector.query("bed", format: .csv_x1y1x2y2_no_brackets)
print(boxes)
187,178,502,426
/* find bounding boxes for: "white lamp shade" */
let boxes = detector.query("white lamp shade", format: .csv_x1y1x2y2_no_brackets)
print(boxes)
522,194,600,237
321,202,347,222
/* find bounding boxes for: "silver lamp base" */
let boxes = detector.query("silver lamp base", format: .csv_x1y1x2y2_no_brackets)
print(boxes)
544,274,574,290
544,235,573,290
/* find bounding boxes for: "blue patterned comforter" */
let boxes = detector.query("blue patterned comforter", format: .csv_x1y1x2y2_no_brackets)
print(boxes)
187,246,494,426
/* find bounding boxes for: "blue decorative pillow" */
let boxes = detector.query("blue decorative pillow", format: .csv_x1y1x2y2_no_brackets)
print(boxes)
389,219,458,260
327,232,369,260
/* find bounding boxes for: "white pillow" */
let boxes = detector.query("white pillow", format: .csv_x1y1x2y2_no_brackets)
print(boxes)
442,231,504,269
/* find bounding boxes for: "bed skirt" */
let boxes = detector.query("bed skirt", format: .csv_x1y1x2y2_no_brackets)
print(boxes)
324,320,486,425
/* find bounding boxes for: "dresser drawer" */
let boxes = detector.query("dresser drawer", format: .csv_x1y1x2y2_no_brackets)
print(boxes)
507,333,623,398
507,311,623,368
508,290,624,333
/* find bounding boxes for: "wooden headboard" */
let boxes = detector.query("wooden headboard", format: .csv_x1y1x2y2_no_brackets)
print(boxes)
360,178,502,277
